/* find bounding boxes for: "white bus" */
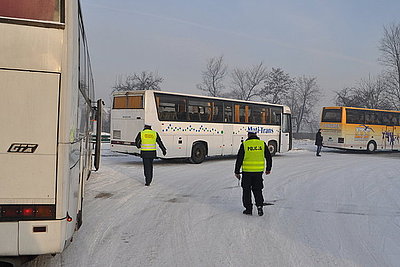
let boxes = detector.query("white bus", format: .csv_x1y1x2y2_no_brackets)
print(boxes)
0,0,102,261
111,90,292,163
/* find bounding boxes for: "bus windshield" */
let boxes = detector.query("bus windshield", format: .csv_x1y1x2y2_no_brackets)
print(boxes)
0,0,62,22
322,108,342,123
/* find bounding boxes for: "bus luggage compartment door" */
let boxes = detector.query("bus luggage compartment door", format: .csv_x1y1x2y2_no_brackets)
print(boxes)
0,70,59,202
0,222,18,255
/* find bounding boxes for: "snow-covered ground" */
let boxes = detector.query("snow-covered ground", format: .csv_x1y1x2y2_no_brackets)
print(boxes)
27,140,400,267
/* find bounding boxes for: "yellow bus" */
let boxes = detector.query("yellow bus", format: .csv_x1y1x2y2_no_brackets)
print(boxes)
320,107,400,152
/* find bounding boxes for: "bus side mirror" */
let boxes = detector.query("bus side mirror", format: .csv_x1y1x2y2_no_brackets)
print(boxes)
94,99,103,171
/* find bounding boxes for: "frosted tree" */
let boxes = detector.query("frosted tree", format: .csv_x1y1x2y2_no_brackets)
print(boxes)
260,67,294,104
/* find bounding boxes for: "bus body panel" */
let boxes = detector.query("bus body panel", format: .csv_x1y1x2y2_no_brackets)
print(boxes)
0,70,59,203
0,223,18,255
19,220,65,255
0,23,62,72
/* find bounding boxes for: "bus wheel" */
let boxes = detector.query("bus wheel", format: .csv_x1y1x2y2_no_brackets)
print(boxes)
268,141,277,156
190,143,206,164
367,141,376,152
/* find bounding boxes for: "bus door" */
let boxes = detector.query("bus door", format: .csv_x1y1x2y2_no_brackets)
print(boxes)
385,126,395,150
280,113,292,152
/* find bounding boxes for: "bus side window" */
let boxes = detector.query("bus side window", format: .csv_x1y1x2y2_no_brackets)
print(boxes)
224,104,233,122
212,101,224,122
271,107,281,125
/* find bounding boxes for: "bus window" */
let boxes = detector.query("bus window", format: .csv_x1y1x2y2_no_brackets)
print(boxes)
245,105,252,123
346,109,364,124
113,96,127,109
156,94,186,121
322,109,342,123
0,0,63,22
187,99,212,122
127,96,143,109
212,101,224,122
224,103,233,122
113,95,143,109
234,104,246,123
271,107,282,125
383,112,393,125
251,105,262,124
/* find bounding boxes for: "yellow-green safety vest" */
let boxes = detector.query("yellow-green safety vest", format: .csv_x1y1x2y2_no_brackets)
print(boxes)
140,129,157,151
242,139,265,172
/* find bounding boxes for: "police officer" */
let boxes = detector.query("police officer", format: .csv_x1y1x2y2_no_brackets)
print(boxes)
234,130,272,216
135,124,167,186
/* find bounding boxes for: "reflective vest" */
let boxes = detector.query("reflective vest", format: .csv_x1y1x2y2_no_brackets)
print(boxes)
242,139,265,172
140,129,157,151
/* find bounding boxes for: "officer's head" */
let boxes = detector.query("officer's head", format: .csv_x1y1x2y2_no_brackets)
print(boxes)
247,130,257,137
144,124,152,130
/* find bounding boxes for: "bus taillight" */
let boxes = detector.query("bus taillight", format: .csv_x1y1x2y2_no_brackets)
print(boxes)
22,207,34,216
36,205,55,218
0,205,56,221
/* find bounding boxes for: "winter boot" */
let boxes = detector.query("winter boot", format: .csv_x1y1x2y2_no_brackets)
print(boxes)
243,209,252,215
257,206,264,216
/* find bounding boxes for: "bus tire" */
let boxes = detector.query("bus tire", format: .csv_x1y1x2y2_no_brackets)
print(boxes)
268,141,277,156
367,141,376,152
189,143,206,164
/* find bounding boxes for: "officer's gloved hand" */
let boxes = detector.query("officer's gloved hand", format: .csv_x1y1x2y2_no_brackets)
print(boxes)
162,149,167,156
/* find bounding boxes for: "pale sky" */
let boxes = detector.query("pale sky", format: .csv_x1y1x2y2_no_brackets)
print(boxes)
81,0,400,107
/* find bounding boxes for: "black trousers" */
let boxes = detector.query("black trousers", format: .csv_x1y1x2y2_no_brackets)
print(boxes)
241,172,264,209
316,145,322,155
142,158,154,185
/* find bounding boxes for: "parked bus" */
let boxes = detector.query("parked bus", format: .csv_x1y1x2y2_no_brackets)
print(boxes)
0,0,102,261
320,106,400,152
111,90,292,163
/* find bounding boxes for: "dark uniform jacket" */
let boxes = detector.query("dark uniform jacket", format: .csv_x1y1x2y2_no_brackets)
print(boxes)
135,130,167,159
235,136,272,174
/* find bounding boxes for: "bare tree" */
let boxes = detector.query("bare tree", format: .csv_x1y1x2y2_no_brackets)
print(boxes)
287,76,321,133
197,55,227,97
335,87,363,107
230,62,268,101
112,71,163,93
379,23,400,108
260,67,294,104
335,75,390,109
358,75,389,109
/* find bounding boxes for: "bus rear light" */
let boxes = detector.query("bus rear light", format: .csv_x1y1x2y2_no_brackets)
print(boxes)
1,206,20,218
0,205,55,221
36,206,55,218
22,207,34,216
338,138,344,143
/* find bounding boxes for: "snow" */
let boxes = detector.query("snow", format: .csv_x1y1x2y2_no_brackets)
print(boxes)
27,140,400,267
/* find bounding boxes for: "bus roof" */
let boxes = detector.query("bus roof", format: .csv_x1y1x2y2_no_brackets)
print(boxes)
323,106,400,113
